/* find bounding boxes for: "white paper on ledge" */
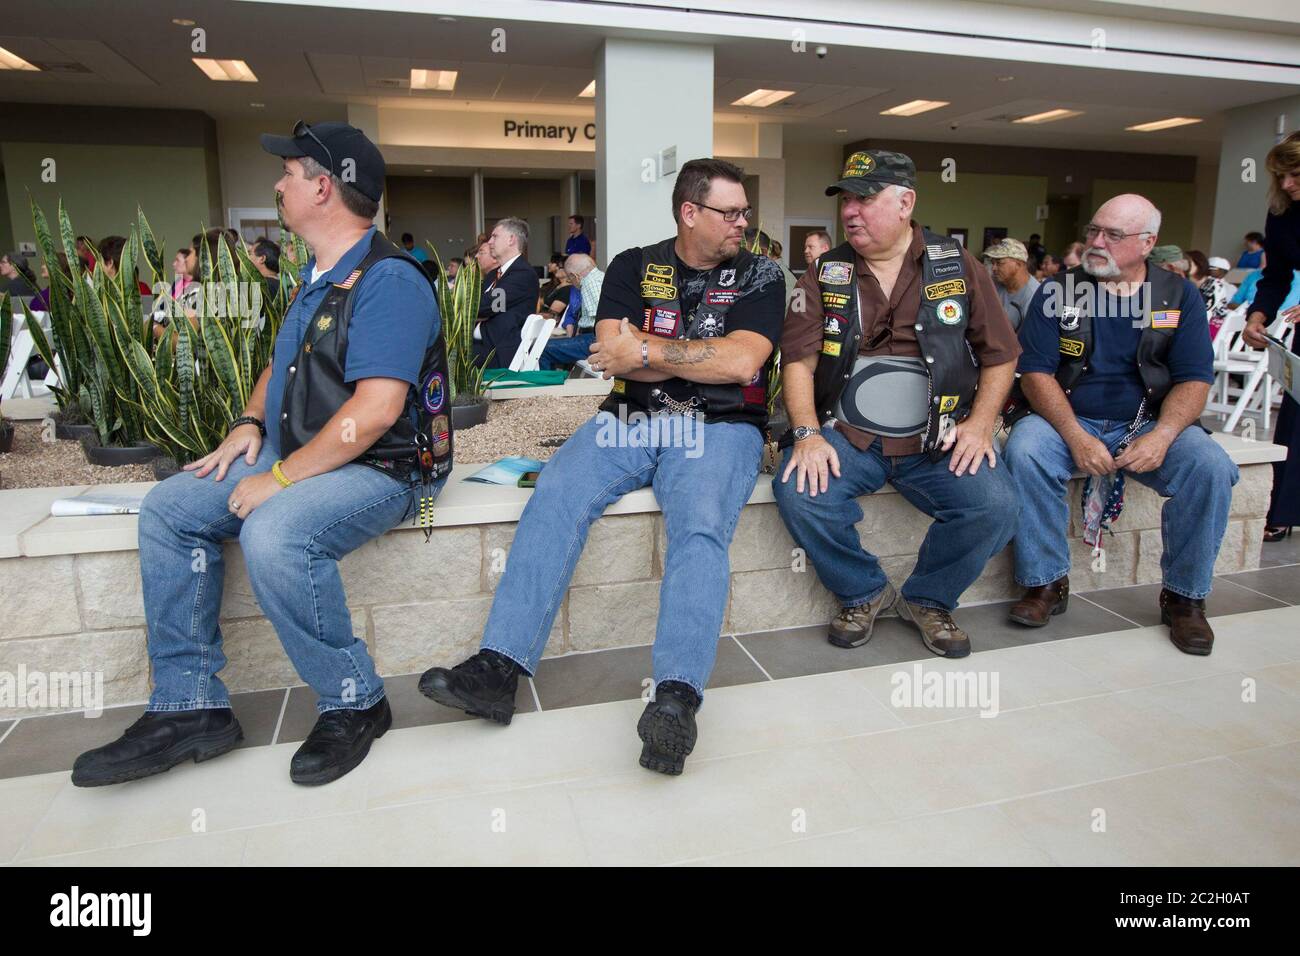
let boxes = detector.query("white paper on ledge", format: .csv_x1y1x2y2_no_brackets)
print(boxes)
50,492,145,517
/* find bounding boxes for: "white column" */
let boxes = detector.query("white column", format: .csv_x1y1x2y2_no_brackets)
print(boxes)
596,38,713,264
471,169,485,239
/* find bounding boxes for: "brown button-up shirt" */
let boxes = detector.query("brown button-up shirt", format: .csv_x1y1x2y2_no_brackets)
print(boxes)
781,223,1021,455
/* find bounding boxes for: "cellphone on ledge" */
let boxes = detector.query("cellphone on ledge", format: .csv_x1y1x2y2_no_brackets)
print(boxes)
518,471,541,488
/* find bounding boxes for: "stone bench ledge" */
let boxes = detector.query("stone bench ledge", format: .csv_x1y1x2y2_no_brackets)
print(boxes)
1,432,1284,560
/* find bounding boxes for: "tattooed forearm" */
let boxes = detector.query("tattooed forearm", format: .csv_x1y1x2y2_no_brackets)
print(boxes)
661,340,718,365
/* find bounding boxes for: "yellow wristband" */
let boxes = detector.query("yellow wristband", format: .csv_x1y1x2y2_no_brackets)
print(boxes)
271,460,294,488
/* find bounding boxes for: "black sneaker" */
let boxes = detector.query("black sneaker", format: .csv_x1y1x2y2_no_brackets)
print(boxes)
71,708,244,787
418,649,521,725
637,680,701,776
290,697,392,786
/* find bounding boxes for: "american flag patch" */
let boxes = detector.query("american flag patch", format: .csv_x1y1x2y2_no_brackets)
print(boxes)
1151,310,1180,329
925,244,961,260
334,269,363,290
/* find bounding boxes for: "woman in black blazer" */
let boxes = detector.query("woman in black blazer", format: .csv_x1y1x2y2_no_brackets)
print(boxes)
1243,131,1300,541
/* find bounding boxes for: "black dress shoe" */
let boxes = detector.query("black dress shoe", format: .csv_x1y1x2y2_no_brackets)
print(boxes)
71,708,244,787
289,697,392,786
637,680,701,776
418,649,520,725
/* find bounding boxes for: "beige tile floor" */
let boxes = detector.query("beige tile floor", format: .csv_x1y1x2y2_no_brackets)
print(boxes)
4,605,1298,867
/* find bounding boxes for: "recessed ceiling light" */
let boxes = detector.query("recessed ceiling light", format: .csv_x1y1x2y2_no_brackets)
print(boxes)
249,101,265,108
172,18,196,26
410,68,457,91
1014,108,1084,124
731,89,795,108
424,168,433,172
879,99,949,117
997,75,1015,82
1126,116,1202,132
437,16,457,21
193,58,257,82
579,80,596,98
0,46,39,71
835,128,848,133
521,171,530,175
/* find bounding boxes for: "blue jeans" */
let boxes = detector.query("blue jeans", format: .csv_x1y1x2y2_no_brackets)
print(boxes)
539,332,595,370
772,425,1018,611
139,445,438,713
481,410,763,700
1003,415,1239,598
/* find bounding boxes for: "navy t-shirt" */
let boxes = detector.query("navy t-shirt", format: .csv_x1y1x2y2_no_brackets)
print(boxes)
565,234,592,256
264,227,440,455
1016,273,1213,422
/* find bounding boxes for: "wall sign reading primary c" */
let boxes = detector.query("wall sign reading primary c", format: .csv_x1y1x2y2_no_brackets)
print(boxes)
503,120,597,144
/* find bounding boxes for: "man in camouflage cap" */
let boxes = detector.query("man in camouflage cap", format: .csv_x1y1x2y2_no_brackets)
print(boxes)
1148,244,1188,277
983,238,1039,331
773,148,1022,659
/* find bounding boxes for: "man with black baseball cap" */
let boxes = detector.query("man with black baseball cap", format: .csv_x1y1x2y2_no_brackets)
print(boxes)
73,122,455,789
773,149,1022,658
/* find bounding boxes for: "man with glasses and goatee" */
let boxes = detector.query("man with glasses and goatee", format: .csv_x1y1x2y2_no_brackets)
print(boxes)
418,158,785,776
1002,194,1236,655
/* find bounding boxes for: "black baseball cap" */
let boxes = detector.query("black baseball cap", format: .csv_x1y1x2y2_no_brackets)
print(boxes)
826,149,917,197
260,121,386,202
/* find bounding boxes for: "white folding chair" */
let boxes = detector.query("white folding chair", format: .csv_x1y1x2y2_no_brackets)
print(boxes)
1207,306,1290,433
2,309,52,399
507,314,556,372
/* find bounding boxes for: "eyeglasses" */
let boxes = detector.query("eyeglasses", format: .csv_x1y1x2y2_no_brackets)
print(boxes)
294,120,335,179
1084,224,1152,244
692,201,753,223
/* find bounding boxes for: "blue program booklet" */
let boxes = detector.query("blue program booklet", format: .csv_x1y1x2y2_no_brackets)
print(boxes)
464,456,545,485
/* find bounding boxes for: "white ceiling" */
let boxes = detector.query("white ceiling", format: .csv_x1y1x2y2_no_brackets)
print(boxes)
0,0,1296,160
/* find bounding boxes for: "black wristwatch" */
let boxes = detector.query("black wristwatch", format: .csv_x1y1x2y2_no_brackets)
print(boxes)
792,425,820,442
230,415,266,437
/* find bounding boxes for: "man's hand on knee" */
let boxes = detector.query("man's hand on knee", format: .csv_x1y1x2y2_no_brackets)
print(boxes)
781,434,840,497
187,423,263,481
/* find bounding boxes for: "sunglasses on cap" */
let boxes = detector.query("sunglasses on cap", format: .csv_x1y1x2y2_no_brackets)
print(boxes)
294,120,335,179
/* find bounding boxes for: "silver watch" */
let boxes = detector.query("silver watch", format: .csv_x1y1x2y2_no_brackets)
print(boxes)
792,425,820,442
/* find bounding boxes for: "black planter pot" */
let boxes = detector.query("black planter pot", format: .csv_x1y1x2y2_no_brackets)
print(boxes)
152,457,184,481
53,412,97,442
451,397,490,430
80,433,160,466
0,421,14,454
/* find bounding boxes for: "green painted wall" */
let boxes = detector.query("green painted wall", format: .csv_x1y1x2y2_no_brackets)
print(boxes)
3,142,218,261
914,171,1048,253
1089,179,1197,250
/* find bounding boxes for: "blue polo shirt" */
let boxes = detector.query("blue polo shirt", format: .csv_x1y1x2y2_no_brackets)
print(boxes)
1017,274,1213,422
264,227,440,455
565,233,591,256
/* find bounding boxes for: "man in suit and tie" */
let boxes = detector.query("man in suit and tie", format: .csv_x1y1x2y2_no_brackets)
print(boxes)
474,217,539,368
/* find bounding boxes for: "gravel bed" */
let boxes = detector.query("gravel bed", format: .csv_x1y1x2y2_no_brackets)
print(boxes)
0,397,606,489
0,422,155,490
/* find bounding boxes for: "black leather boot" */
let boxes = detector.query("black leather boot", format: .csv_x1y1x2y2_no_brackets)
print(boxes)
419,649,521,725
72,708,244,787
289,697,392,786
637,680,701,776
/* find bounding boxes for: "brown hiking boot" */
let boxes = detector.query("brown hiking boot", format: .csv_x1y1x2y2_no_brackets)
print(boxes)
1009,576,1070,627
1160,589,1215,656
827,583,899,648
897,600,971,658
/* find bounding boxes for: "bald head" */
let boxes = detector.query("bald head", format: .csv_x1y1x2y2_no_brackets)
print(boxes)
1083,193,1161,281
564,253,594,278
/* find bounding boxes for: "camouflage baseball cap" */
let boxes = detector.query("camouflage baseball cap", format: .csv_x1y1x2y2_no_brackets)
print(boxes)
825,150,917,198
982,238,1028,262
1148,244,1185,265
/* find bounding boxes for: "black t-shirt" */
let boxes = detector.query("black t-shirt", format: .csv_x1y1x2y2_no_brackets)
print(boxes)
595,243,786,429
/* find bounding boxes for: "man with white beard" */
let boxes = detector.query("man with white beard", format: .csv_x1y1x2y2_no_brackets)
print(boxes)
1000,194,1237,656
